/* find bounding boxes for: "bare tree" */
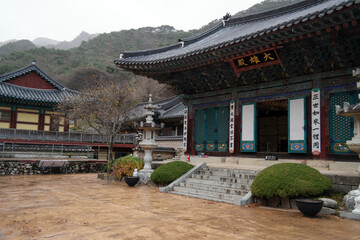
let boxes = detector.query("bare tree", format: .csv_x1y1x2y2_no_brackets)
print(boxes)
129,75,175,102
59,81,136,174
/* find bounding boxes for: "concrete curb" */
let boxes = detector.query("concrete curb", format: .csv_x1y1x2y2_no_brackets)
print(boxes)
339,211,360,220
159,163,207,193
235,191,253,206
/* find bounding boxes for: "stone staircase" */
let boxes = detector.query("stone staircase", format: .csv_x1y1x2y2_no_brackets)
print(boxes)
170,166,259,205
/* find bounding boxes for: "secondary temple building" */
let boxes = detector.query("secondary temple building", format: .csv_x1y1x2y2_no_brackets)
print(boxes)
0,63,135,161
0,62,77,131
115,0,360,161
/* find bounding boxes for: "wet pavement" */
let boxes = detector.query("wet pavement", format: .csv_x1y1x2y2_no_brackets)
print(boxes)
0,174,360,240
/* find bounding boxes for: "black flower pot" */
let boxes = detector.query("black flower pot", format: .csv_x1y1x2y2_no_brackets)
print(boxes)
295,199,324,217
125,176,140,187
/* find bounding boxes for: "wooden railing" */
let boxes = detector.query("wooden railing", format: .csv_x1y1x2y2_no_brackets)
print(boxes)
0,128,136,144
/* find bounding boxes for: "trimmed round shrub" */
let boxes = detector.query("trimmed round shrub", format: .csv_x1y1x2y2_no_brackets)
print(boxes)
112,155,144,180
251,163,332,199
151,161,194,185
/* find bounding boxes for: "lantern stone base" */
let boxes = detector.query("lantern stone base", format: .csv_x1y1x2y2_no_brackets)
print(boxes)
139,169,154,185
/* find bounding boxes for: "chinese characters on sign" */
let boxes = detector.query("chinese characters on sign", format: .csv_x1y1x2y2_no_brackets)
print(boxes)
183,106,188,152
311,89,321,155
229,48,281,75
229,101,235,153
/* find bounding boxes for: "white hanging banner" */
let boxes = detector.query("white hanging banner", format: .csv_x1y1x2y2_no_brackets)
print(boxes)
311,89,321,155
288,98,307,153
241,103,257,152
229,101,235,153
183,106,188,152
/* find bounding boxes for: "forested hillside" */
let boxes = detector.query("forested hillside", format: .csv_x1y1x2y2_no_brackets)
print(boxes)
0,40,36,57
0,0,301,91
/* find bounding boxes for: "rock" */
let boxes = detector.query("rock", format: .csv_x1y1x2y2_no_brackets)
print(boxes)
290,199,298,209
319,198,338,209
281,197,290,209
344,189,360,211
268,197,281,208
320,207,336,215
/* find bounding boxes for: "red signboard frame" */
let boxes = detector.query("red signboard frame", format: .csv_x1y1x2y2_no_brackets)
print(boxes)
228,48,282,75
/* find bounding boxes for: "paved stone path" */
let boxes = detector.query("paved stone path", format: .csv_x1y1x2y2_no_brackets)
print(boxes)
0,174,360,239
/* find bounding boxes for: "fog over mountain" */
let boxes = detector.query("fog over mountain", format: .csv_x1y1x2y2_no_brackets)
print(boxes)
32,31,99,50
0,31,99,53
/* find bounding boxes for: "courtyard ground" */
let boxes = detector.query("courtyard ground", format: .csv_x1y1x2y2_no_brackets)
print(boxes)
0,174,360,240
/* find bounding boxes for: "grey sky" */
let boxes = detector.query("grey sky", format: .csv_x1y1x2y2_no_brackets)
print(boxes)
0,0,263,42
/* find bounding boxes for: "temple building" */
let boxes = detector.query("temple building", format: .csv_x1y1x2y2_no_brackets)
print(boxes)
115,0,360,161
0,63,135,160
0,62,76,131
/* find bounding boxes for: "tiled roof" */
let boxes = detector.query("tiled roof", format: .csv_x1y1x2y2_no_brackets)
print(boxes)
115,0,359,65
0,63,78,104
134,96,184,120
159,100,184,119
0,63,66,90
0,83,77,104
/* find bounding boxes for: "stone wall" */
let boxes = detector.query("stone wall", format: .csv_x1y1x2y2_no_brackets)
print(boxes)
156,140,183,150
0,160,106,176
324,174,360,193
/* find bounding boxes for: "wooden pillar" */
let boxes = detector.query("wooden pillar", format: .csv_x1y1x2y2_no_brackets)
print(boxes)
234,100,241,154
64,117,69,132
38,110,45,131
320,91,330,159
188,106,195,155
10,106,17,129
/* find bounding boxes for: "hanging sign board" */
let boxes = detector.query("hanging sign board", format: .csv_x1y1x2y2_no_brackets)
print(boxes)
229,48,281,75
183,106,188,152
311,89,321,155
229,101,235,153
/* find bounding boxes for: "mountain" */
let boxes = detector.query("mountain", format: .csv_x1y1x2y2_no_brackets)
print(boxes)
32,32,99,50
32,37,59,47
0,39,17,48
0,40,36,57
0,0,300,90
54,31,99,50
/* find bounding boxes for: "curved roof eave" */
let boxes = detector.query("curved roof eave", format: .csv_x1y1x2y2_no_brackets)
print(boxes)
114,0,358,66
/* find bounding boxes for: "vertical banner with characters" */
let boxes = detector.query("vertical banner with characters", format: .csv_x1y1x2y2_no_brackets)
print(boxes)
311,89,321,155
229,101,235,153
183,106,188,152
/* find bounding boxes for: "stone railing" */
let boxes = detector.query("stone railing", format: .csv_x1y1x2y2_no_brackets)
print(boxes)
0,128,136,144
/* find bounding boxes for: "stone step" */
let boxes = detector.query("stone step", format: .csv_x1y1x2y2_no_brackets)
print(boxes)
173,186,241,203
170,190,235,204
197,168,258,179
191,173,255,182
206,167,258,174
197,170,257,178
183,178,253,191
179,181,250,195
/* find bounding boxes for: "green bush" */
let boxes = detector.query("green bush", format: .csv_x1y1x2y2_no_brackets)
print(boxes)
112,155,144,180
151,161,194,185
251,163,332,199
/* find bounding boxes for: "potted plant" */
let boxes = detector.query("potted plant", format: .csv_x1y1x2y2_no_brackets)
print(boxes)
112,155,144,187
295,199,324,217
124,169,140,187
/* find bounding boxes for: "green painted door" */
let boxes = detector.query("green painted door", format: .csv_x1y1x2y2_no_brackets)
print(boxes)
194,106,229,152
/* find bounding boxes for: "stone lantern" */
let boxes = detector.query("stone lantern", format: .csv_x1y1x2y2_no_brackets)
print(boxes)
138,94,160,184
336,67,360,219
